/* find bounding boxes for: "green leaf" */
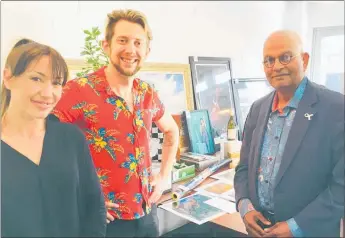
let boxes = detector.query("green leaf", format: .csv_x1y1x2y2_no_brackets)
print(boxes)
80,50,89,56
83,30,91,35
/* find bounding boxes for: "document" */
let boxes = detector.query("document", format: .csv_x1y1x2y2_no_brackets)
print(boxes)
204,197,237,214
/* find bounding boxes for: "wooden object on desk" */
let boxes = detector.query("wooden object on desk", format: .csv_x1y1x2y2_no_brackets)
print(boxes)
211,213,247,235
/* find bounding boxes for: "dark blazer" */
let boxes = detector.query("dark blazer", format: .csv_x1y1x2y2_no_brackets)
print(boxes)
234,79,344,237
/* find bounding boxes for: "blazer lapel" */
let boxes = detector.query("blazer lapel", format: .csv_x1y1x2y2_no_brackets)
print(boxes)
274,82,319,189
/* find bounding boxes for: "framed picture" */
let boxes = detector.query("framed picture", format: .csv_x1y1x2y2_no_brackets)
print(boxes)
183,110,216,155
232,77,273,137
137,62,194,114
189,57,240,146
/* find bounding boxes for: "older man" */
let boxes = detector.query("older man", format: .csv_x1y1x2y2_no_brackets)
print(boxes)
234,30,344,237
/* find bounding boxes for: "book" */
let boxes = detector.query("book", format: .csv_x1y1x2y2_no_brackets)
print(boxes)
182,110,216,155
172,114,190,160
172,162,196,183
180,156,221,172
179,113,191,153
180,152,208,161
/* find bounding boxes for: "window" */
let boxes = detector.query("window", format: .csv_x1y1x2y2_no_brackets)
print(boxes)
310,26,344,94
232,78,274,137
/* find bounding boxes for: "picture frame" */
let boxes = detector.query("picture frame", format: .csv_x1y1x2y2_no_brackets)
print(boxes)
137,62,195,114
183,109,216,155
189,56,240,148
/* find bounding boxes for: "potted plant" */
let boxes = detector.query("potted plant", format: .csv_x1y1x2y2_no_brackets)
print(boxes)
77,26,109,77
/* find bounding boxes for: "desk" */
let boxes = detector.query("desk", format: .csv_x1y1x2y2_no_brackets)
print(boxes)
211,213,247,235
157,166,247,236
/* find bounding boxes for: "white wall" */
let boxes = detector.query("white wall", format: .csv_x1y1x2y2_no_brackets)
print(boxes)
282,1,309,49
1,1,287,78
1,1,343,79
306,1,344,54
282,1,344,76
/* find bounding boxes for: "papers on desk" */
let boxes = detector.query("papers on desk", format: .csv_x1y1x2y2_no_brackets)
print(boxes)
210,168,236,184
195,180,236,202
159,193,226,225
160,168,238,225
204,197,237,214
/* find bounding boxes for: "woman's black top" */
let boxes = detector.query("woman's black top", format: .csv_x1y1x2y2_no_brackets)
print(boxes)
1,118,106,237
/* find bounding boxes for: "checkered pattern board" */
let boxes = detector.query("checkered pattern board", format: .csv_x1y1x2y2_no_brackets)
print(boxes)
150,123,164,162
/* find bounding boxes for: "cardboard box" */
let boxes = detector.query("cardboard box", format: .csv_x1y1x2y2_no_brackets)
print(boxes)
172,162,196,183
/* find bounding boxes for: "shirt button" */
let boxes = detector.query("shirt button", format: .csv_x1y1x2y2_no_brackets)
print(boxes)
265,202,269,206
274,136,279,139
265,180,269,183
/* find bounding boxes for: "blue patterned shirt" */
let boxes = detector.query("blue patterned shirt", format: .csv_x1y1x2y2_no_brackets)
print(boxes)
239,78,308,237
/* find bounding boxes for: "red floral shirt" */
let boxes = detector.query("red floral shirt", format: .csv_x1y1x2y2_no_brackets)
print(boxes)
53,66,165,220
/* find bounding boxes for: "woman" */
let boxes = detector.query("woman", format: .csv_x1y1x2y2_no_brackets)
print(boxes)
1,39,106,237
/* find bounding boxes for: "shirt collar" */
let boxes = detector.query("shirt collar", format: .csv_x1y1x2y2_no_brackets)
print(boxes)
90,66,143,95
271,77,308,113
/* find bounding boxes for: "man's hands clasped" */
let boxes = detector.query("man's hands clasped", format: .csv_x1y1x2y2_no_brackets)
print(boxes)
243,210,292,237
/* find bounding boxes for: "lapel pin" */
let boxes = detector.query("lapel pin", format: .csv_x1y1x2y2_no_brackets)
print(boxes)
304,113,314,120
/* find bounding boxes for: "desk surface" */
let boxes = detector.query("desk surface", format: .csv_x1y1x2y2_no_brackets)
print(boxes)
158,166,247,235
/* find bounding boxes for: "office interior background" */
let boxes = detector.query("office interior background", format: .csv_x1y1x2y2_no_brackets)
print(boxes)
1,1,344,236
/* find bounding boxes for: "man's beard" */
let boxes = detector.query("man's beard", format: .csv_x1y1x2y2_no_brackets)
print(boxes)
111,58,141,77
